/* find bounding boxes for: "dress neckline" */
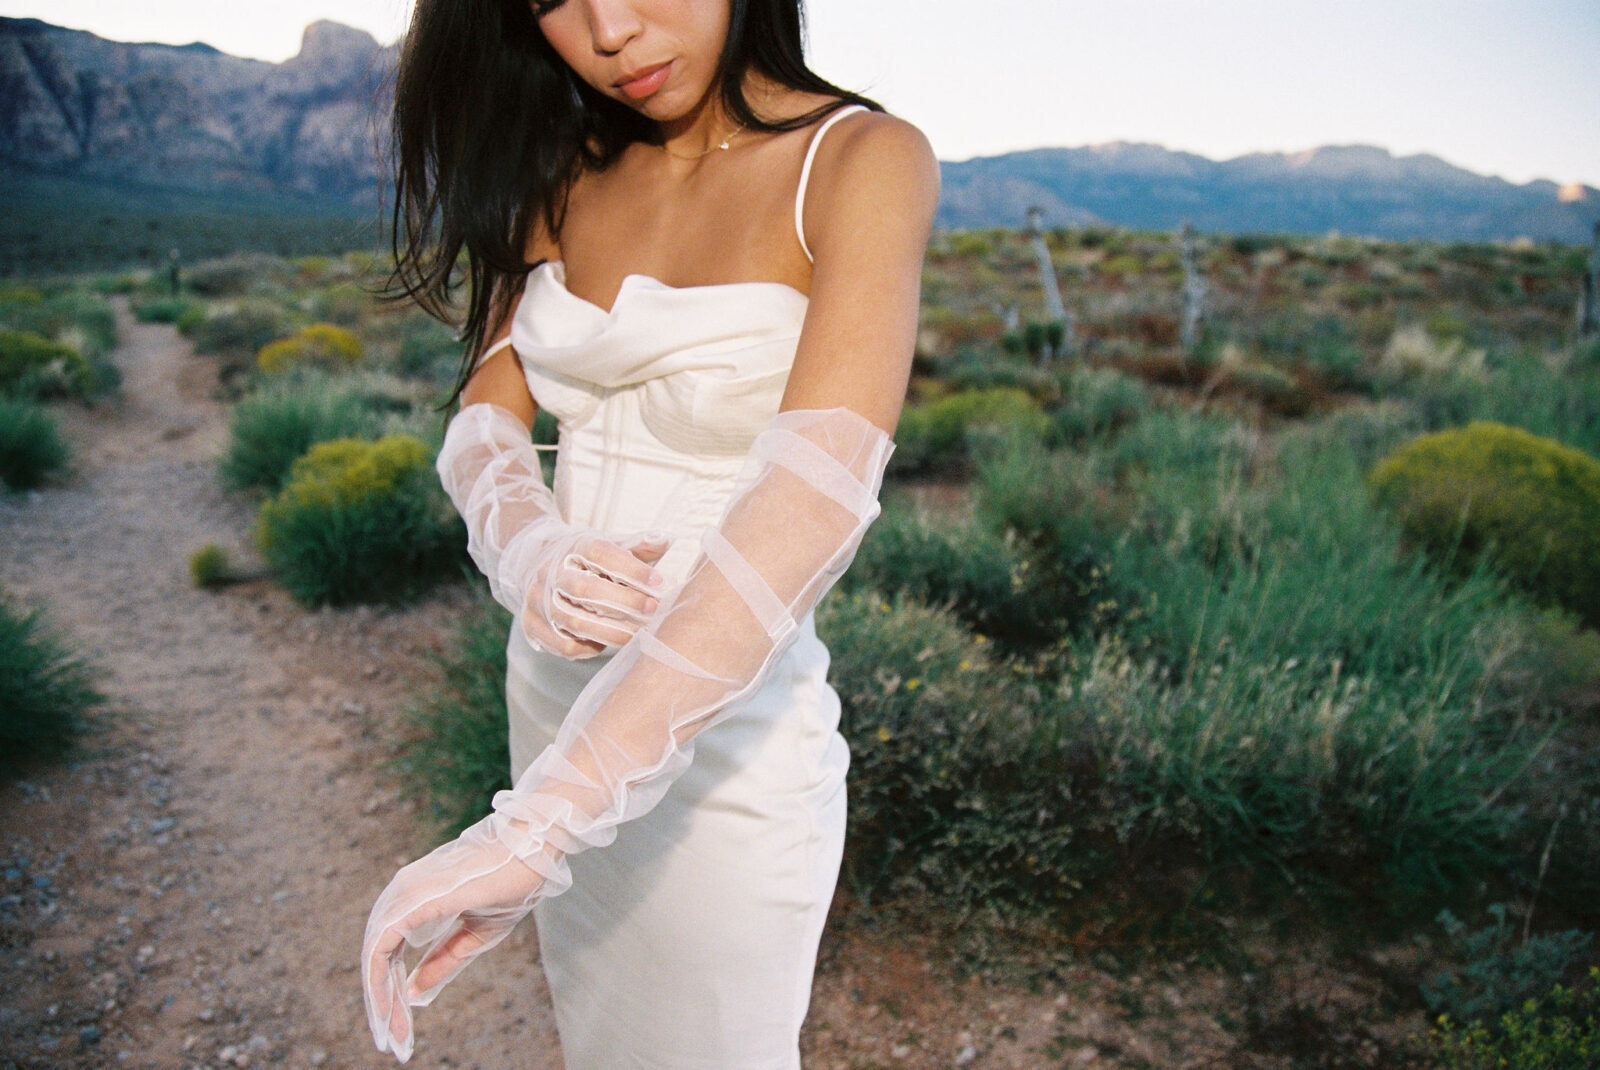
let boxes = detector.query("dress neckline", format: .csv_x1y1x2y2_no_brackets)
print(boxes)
536,260,807,318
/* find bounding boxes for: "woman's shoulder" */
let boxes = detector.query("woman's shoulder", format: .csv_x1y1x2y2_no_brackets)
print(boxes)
813,107,934,174
798,105,939,245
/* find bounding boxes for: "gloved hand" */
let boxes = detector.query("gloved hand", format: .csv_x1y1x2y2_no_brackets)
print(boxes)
364,407,893,1062
360,813,563,1063
437,402,670,658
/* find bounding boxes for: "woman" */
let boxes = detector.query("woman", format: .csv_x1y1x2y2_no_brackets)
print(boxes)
361,0,937,1064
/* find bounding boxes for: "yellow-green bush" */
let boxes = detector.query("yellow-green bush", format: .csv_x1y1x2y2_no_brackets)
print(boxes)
1371,422,1600,626
254,435,463,605
257,323,364,375
0,328,94,399
310,282,371,326
892,387,1049,476
189,543,232,589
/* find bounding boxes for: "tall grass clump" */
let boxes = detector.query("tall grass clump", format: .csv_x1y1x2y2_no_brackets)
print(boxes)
1371,422,1600,628
1048,364,1151,445
0,595,105,773
842,503,1068,649
186,299,295,358
0,397,69,490
254,435,465,606
133,297,204,325
220,377,385,492
397,597,514,834
819,591,1096,912
891,387,1050,476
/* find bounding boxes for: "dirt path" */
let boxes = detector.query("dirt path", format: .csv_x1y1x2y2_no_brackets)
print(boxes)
0,305,1425,1069
0,304,561,1069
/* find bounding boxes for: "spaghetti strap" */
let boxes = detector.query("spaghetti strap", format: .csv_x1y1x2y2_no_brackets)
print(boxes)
794,104,870,264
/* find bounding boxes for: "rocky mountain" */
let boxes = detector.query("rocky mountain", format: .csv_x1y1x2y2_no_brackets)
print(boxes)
0,17,393,203
2,16,1595,244
940,142,1599,244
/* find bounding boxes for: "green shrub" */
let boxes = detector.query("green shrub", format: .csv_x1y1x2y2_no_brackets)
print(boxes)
221,379,385,492
254,435,464,605
0,596,104,772
1422,905,1595,1027
1370,422,1600,627
1427,968,1600,1070
311,282,372,326
134,297,203,325
1049,365,1150,445
256,323,364,375
189,543,232,589
942,351,1061,400
397,596,514,834
0,329,94,400
1110,408,1258,478
0,397,69,490
393,312,463,382
818,591,1085,910
1278,401,1424,471
842,504,1065,650
975,444,1128,640
0,289,117,360
892,387,1049,476
1225,361,1308,414
1055,635,1531,896
174,304,206,336
1572,338,1600,376
185,253,287,297
188,300,295,357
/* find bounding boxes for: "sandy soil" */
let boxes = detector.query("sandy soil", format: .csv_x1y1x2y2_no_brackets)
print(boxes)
0,304,1428,1069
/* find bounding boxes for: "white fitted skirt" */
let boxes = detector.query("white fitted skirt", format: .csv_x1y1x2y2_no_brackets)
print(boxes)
505,612,848,1069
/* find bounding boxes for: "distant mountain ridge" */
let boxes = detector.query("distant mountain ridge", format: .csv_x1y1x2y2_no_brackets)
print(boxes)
2,17,1595,244
941,142,1597,243
0,16,393,203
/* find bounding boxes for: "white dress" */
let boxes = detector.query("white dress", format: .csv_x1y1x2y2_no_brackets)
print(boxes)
503,105,867,1069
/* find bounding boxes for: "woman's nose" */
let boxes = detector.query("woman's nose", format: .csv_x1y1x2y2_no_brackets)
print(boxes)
585,0,643,55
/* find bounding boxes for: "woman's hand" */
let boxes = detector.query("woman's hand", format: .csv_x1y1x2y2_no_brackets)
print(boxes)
361,818,558,1063
522,529,671,658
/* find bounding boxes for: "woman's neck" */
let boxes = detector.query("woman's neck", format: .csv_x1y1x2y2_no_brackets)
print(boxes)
653,74,783,158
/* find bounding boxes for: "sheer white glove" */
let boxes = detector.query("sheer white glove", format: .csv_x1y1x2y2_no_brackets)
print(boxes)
437,402,670,658
364,407,893,1062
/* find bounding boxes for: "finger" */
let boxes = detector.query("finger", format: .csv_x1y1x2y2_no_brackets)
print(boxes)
559,569,660,619
364,925,412,1056
579,540,666,592
554,609,639,649
616,529,672,565
385,950,414,1056
521,612,604,659
407,921,491,1003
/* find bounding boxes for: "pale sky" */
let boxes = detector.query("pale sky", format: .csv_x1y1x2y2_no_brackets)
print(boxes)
5,0,1597,186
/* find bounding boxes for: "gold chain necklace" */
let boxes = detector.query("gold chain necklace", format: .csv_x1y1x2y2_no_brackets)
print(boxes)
660,123,746,160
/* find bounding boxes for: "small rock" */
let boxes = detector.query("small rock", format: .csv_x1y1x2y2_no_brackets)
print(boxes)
955,1045,978,1066
310,1049,328,1066
78,1024,102,1046
891,1043,911,1058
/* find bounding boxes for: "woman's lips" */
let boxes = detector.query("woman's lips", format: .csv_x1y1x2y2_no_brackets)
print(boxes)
617,60,672,100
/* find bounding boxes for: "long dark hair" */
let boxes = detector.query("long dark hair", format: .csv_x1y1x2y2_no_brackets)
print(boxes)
389,0,880,407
